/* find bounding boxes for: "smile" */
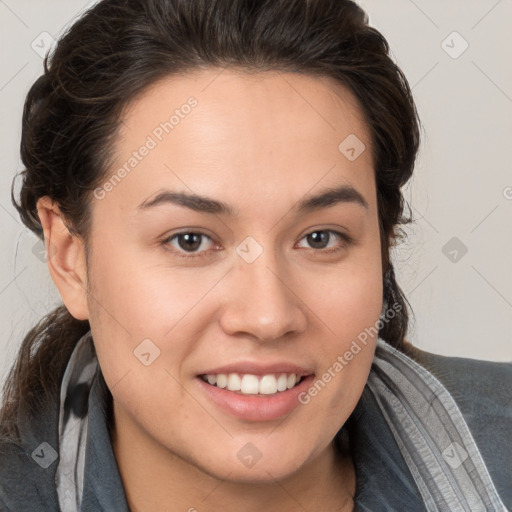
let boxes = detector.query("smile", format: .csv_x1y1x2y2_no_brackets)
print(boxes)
197,373,315,422
200,372,305,396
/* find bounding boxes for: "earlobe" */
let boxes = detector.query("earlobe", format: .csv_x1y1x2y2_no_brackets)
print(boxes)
36,196,90,321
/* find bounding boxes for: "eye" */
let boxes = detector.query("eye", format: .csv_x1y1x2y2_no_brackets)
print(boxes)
296,229,352,254
161,228,353,260
162,231,218,259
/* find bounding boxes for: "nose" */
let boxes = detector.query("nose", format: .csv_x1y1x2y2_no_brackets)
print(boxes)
219,248,308,343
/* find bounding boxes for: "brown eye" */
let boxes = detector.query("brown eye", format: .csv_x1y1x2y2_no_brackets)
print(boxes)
176,233,203,252
296,229,352,253
306,230,330,249
162,231,216,258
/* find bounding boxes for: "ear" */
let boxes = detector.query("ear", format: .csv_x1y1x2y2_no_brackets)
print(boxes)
36,196,89,320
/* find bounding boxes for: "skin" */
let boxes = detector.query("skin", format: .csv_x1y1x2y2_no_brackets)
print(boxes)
37,68,383,511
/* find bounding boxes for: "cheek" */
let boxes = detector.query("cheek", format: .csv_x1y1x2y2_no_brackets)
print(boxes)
87,242,209,334
86,252,205,439
296,240,382,409
320,268,382,325
298,241,383,344
85,244,228,396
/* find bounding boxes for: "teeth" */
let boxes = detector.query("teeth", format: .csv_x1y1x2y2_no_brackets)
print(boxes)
227,373,241,391
260,375,278,395
277,374,288,391
202,372,304,395
216,374,227,388
241,374,259,394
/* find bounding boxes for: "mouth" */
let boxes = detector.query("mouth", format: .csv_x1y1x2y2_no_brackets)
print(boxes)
196,372,315,422
199,372,307,396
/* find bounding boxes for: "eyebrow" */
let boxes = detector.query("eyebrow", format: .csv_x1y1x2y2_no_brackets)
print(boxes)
137,184,369,216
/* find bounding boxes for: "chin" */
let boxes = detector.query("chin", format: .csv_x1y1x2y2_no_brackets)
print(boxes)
192,444,311,484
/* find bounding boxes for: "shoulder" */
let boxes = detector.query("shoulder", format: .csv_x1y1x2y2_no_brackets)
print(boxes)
0,437,60,511
402,340,512,506
402,340,512,409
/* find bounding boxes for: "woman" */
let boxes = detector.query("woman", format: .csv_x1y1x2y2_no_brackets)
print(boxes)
1,0,510,510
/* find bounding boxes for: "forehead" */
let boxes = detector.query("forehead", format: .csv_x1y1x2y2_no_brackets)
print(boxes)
102,68,375,216
119,68,371,151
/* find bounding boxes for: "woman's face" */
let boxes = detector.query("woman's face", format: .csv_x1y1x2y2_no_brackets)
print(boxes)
85,69,383,481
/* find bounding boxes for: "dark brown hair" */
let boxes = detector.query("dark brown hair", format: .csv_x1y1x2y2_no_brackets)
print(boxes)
1,0,420,441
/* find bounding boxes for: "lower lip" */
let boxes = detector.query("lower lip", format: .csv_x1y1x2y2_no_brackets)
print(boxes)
196,375,315,422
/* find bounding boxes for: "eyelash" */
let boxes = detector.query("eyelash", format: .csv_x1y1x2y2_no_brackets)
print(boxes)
161,229,354,260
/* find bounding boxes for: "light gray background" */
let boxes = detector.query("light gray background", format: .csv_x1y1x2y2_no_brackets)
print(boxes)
1,0,511,392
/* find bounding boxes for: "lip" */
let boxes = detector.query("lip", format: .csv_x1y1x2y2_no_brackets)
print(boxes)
197,361,314,377
196,374,315,422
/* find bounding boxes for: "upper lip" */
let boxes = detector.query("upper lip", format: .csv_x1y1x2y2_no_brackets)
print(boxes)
198,361,315,377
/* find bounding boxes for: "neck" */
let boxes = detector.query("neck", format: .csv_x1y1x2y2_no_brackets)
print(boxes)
110,403,356,512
